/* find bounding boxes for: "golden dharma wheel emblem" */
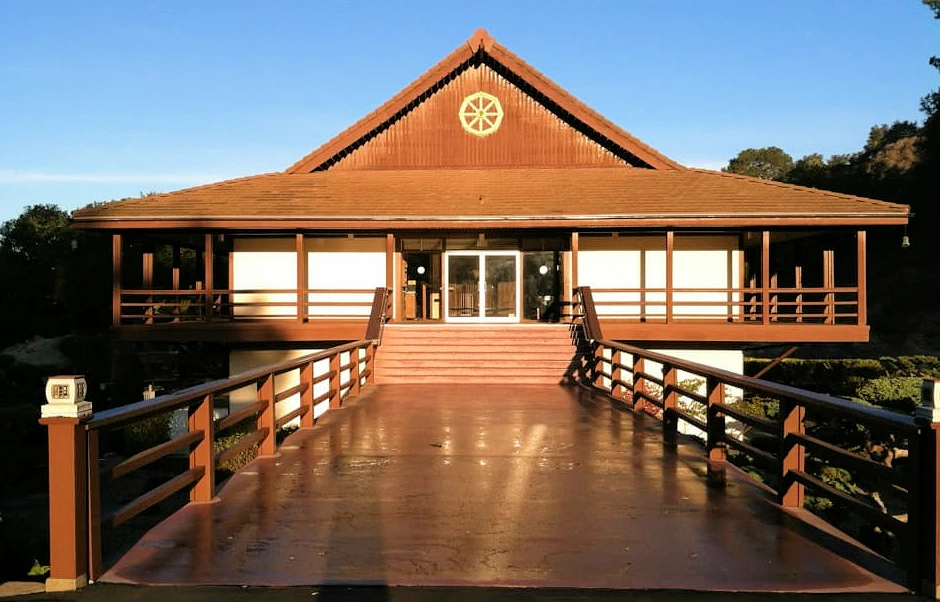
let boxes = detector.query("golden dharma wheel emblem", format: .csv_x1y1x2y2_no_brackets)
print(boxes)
459,92,503,137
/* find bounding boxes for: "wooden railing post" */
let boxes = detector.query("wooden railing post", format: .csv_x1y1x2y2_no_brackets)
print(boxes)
204,233,214,323
189,393,215,502
300,361,314,428
87,429,102,580
349,347,362,397
39,376,93,591
611,349,624,400
257,373,276,457
706,377,727,486
329,352,342,409
915,379,940,596
761,231,770,325
662,363,678,445
633,356,646,412
112,234,122,327
779,398,805,507
592,344,605,390
365,343,376,386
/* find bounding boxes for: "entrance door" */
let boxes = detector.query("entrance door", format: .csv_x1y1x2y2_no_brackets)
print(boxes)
444,251,520,322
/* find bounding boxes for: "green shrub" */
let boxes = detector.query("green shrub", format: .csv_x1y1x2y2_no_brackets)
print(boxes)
854,377,923,413
123,411,172,454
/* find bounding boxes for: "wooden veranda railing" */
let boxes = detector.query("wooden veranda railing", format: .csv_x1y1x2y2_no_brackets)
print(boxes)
586,285,861,325
118,287,380,324
39,291,391,590
571,286,940,595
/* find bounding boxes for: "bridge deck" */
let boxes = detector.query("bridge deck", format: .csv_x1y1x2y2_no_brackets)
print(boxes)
102,384,906,592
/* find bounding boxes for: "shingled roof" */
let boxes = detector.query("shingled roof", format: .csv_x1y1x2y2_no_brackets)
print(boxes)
72,29,909,230
72,167,910,229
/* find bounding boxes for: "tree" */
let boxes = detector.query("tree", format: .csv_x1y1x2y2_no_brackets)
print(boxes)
723,146,794,180
0,205,111,348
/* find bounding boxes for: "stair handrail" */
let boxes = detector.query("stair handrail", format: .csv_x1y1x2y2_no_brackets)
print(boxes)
365,287,392,343
574,286,603,340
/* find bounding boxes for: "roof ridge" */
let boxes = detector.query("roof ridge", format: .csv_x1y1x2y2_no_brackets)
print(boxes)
285,29,684,173
687,168,910,210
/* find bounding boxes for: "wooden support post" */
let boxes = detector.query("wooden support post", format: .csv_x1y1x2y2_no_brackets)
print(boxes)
204,234,214,323
189,394,215,502
171,245,181,290
761,231,770,325
300,361,314,428
40,417,89,591
779,399,805,507
365,343,376,385
172,245,181,322
142,244,154,324
86,429,101,580
706,377,726,486
633,356,646,412
386,234,395,322
349,348,362,397
257,373,276,457
112,234,122,327
857,230,867,326
228,239,235,319
329,352,342,409
769,273,778,322
823,248,835,324
639,249,647,322
662,363,678,445
611,349,624,399
794,265,803,323
296,233,306,323
592,344,605,390
665,230,674,323
569,232,579,320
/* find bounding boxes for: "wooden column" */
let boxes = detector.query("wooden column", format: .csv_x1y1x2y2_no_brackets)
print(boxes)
329,352,342,409
296,233,306,323
856,230,867,326
665,231,674,323
794,265,803,323
633,356,646,412
761,231,770,325
823,248,835,324
570,231,579,292
228,238,235,320
386,234,396,322
171,245,181,290
300,360,315,428
203,234,214,323
142,244,154,324
111,234,122,327
611,349,624,399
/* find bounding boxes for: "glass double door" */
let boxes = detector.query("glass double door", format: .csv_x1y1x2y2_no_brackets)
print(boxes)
444,251,520,322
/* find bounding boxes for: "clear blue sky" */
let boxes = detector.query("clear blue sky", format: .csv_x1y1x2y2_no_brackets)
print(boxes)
0,1,936,223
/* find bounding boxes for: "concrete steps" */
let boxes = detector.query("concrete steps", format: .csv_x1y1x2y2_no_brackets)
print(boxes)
374,323,578,384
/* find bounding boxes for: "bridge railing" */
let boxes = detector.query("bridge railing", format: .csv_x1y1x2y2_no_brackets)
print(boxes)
571,286,940,596
38,290,392,591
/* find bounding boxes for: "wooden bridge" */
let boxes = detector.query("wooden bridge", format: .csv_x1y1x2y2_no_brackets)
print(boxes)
38,288,940,596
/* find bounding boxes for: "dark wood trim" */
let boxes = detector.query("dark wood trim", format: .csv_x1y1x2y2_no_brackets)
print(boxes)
857,230,867,326
112,234,122,327
665,230,674,324
761,231,770,326
72,215,911,231
296,233,306,323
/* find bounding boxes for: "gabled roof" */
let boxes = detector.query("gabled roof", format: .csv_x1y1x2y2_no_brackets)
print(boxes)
285,29,683,173
71,167,910,230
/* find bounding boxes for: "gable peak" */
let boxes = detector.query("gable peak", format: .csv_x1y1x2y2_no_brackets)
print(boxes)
467,28,495,52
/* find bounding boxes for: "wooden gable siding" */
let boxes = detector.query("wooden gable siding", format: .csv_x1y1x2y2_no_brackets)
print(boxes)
324,63,633,171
